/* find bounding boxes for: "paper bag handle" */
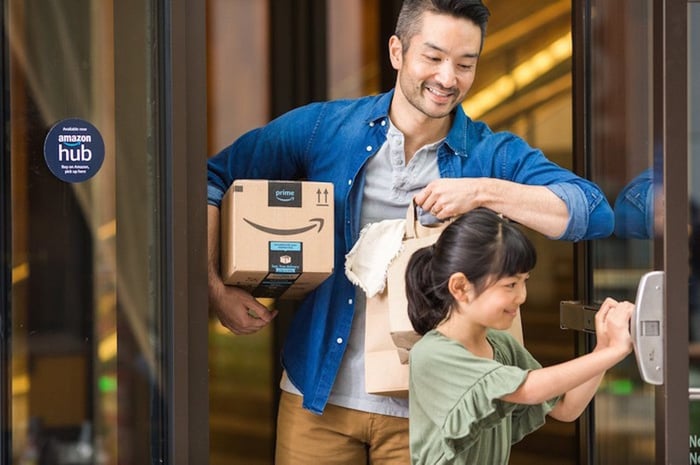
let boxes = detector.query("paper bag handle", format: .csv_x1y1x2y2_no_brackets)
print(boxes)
405,199,451,239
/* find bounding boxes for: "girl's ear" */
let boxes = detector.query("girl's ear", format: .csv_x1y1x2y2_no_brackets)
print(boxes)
448,273,472,302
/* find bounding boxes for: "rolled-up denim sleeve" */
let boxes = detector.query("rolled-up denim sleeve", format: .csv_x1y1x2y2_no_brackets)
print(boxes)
547,182,614,241
207,184,225,208
206,148,234,208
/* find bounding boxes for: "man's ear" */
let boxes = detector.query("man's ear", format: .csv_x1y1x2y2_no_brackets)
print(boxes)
448,273,472,302
388,35,403,71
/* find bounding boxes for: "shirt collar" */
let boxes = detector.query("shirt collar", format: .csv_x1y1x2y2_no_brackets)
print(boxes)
365,89,394,126
367,89,471,158
444,105,469,158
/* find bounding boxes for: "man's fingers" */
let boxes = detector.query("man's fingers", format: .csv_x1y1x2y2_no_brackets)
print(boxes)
246,303,278,323
226,314,269,335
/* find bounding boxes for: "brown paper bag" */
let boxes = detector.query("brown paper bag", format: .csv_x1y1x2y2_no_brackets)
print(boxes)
365,203,449,397
365,203,523,396
365,290,410,397
387,203,452,351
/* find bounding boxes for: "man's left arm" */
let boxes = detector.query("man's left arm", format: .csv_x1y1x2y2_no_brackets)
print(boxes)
416,134,614,241
414,178,569,238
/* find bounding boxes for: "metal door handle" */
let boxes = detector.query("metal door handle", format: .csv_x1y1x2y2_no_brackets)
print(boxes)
690,388,700,401
560,270,664,386
631,271,664,385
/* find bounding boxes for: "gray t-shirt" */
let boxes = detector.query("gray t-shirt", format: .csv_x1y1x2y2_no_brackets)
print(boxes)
281,120,441,417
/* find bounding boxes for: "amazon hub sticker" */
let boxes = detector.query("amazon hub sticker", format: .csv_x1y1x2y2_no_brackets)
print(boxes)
43,118,105,183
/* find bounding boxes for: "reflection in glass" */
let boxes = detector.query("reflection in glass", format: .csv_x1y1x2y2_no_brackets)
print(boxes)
614,168,654,240
588,0,655,464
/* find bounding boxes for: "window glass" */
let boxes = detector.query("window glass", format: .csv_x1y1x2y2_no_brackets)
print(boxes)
587,1,655,463
6,0,167,463
689,3,700,461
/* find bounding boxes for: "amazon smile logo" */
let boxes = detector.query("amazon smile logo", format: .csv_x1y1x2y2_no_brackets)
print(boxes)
243,218,325,235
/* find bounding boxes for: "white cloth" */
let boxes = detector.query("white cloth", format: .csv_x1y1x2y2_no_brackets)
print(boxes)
344,219,406,298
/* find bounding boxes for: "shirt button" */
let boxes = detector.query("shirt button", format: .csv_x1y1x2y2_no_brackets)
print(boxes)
348,299,353,305
347,179,352,186
336,337,344,344
381,120,387,126
369,122,375,127
366,146,373,152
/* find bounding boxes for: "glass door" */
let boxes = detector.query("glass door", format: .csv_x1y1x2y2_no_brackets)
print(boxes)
690,3,700,463
1,0,208,464
576,0,690,463
584,0,655,463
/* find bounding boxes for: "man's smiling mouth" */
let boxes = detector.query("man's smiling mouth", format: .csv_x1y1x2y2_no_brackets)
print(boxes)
426,85,453,98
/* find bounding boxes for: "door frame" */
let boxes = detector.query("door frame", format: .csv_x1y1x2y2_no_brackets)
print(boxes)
0,1,10,462
160,0,209,463
655,0,689,463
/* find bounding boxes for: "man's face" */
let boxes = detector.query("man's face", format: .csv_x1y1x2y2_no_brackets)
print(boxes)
390,12,482,120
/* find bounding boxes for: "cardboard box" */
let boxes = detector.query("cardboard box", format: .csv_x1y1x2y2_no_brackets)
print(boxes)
221,179,334,300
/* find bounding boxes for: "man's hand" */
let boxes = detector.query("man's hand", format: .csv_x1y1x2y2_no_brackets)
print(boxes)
209,282,278,335
414,178,480,219
208,204,277,335
414,178,569,238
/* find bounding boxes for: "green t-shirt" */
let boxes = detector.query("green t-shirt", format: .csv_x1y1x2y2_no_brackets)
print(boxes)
409,329,558,465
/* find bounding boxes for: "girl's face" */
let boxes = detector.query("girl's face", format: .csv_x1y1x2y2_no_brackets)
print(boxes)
467,273,529,331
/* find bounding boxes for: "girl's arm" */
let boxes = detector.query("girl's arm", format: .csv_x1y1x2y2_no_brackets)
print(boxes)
500,299,633,421
546,351,606,422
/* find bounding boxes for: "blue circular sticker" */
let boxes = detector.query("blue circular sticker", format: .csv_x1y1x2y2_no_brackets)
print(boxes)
43,118,105,183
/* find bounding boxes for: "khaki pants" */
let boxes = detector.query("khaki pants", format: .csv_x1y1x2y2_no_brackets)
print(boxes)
275,391,409,465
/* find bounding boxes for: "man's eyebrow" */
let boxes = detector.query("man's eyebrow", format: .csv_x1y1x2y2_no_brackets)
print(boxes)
422,41,480,59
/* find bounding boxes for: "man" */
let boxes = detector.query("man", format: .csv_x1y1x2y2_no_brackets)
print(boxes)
207,1,614,464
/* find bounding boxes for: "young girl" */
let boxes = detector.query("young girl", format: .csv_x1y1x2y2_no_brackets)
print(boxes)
405,208,633,465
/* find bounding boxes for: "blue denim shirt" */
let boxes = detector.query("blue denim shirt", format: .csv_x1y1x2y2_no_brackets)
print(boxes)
613,168,654,239
207,90,614,414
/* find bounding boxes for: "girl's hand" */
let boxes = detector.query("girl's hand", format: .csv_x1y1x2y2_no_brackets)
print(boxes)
595,298,634,356
594,298,617,349
606,300,634,355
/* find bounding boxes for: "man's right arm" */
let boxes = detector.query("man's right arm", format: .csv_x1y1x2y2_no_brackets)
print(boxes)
208,205,277,335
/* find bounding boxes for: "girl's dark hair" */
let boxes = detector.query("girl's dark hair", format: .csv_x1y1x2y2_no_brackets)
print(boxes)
395,0,491,53
405,208,536,335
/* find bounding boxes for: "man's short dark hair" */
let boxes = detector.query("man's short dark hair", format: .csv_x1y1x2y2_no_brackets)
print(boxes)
395,0,491,53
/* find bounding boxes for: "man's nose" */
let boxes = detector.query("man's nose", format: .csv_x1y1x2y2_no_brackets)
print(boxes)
435,62,457,88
